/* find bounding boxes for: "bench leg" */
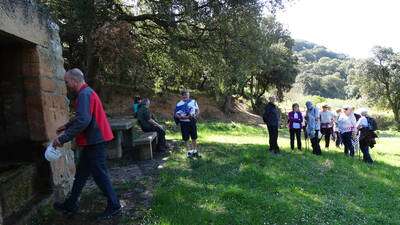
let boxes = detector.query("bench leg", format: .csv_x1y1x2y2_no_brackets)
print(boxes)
122,128,133,149
108,131,123,159
136,141,153,160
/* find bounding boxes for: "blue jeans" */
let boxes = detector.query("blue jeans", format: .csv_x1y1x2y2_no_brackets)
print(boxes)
66,142,120,209
341,132,354,156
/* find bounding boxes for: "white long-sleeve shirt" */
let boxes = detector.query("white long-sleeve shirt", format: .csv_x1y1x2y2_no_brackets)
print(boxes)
337,113,357,134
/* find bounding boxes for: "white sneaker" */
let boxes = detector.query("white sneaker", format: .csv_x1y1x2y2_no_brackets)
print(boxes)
192,149,200,157
187,150,194,158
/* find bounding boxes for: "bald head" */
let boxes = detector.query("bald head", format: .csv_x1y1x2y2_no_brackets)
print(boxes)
65,68,85,82
64,68,86,93
269,96,277,103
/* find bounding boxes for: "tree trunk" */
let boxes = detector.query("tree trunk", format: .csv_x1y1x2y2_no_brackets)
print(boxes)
85,29,101,94
223,95,235,114
393,107,400,130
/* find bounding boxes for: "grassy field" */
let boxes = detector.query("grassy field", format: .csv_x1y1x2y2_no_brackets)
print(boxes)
145,122,400,225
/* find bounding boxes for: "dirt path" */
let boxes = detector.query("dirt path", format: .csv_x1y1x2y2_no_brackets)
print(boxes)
32,141,181,225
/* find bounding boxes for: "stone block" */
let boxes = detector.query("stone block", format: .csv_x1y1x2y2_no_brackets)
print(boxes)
49,145,75,201
24,95,47,141
40,77,56,92
41,94,69,140
21,62,39,78
23,77,41,96
21,48,40,64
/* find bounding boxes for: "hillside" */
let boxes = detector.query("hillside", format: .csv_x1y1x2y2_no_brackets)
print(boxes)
293,40,360,99
103,93,264,125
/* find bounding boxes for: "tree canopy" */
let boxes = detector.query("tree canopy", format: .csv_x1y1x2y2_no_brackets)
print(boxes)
40,0,297,112
351,46,400,128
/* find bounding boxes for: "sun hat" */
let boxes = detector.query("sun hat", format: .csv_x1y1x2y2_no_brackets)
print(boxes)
356,107,369,115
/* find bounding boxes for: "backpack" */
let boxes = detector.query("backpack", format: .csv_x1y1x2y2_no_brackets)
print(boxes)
173,100,191,125
366,116,378,131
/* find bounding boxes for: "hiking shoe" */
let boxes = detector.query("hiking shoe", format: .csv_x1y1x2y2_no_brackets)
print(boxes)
53,202,79,216
187,150,194,158
192,149,201,158
96,206,122,220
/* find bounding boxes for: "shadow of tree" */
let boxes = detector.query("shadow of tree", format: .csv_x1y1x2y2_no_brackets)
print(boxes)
149,141,400,225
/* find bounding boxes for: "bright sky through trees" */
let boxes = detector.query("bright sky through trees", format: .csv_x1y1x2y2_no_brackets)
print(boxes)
275,0,400,58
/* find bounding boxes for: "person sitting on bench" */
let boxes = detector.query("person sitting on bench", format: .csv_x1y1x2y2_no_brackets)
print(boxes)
136,98,166,152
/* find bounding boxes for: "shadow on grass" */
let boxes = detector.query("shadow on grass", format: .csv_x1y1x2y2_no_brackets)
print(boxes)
148,141,400,225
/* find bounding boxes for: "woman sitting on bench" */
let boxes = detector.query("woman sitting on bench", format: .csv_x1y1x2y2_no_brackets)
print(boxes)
136,98,167,152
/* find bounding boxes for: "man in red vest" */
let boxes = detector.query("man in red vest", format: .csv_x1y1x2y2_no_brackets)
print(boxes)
53,68,121,220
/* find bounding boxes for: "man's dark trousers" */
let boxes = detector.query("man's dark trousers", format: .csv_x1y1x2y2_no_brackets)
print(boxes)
321,127,333,148
65,142,120,209
311,130,322,155
143,125,166,151
267,125,279,153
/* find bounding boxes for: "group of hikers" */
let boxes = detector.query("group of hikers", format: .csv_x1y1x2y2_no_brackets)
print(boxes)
50,68,377,220
263,96,378,164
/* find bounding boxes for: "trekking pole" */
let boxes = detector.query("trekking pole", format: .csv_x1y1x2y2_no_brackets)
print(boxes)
306,138,309,152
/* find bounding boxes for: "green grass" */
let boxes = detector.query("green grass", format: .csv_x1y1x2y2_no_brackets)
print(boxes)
146,122,400,225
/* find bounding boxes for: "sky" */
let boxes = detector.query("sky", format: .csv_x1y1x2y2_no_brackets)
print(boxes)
275,0,400,58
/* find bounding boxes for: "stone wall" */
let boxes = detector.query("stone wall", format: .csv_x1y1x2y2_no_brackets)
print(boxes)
0,0,75,222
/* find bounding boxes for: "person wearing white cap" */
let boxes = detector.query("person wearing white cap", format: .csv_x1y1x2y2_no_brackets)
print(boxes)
337,105,357,157
356,108,374,163
320,104,334,149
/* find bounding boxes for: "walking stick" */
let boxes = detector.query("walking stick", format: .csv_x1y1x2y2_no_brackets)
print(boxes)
303,126,309,152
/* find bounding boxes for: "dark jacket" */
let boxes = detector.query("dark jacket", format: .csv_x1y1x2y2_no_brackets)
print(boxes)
137,105,153,131
59,84,114,146
263,102,280,127
359,128,378,148
288,111,303,129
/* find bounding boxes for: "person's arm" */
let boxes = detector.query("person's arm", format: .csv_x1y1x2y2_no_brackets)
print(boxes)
316,109,320,123
56,115,77,134
330,112,335,126
56,92,92,145
144,109,163,128
262,106,269,123
193,100,199,118
291,112,302,123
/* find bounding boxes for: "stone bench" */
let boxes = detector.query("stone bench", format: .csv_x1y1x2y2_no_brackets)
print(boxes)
107,118,135,159
133,132,158,160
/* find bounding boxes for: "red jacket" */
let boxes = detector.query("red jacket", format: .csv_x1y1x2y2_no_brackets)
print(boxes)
59,84,114,146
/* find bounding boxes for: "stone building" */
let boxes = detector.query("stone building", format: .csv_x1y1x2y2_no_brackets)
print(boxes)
0,0,75,224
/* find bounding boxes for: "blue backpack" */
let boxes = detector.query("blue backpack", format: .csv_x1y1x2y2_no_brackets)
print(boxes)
173,100,191,125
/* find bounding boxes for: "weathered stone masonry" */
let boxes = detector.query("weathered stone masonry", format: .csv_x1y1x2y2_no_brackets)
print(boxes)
0,0,75,224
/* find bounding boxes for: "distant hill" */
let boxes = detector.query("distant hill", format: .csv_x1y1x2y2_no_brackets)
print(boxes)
292,40,358,99
293,40,347,62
